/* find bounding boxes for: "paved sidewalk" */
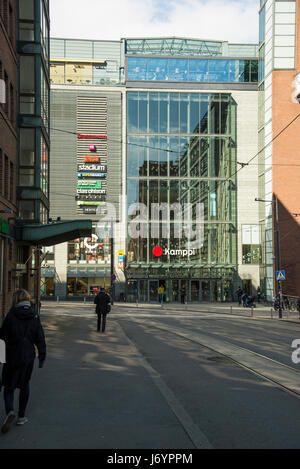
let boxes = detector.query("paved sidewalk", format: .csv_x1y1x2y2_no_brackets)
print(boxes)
0,313,195,449
41,299,300,321
112,301,299,321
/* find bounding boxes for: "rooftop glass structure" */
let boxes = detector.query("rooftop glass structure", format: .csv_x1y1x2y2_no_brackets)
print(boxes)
125,37,224,57
125,37,258,58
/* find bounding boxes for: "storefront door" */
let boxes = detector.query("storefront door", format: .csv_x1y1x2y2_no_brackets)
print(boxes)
127,280,138,302
191,280,200,302
171,280,179,302
149,280,159,302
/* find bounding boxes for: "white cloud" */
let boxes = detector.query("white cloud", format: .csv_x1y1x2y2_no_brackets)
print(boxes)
50,0,259,44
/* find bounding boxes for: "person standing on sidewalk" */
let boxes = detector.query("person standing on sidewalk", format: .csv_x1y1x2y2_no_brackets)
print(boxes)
158,285,165,304
236,287,243,305
94,288,111,333
0,289,46,434
180,286,186,304
256,287,261,303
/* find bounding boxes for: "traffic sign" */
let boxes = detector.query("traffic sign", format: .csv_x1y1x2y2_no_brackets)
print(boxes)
111,274,116,282
276,270,286,281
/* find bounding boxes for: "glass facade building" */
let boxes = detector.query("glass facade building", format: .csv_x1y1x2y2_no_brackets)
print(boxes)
127,57,258,83
126,91,237,302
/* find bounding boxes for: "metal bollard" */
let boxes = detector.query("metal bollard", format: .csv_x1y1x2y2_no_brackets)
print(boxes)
251,306,253,317
271,308,273,319
84,297,86,303
57,296,59,303
230,306,232,314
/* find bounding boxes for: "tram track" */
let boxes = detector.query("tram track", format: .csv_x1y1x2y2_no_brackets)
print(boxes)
125,316,300,400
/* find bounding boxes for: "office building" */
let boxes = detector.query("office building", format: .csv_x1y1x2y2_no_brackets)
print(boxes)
47,38,125,299
258,0,300,299
124,37,260,302
48,36,261,302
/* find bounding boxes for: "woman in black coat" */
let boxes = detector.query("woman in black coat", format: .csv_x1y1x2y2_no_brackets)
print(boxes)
0,289,46,434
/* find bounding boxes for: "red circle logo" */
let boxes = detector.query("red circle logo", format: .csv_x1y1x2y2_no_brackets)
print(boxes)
153,246,163,257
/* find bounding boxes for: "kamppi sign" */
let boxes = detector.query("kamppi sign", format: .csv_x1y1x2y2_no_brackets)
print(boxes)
153,247,195,257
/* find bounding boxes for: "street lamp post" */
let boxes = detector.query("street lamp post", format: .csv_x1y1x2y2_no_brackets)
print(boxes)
274,196,283,319
255,196,282,318
110,219,114,303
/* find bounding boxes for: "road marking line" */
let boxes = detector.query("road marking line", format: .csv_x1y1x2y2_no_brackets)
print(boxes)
117,322,213,449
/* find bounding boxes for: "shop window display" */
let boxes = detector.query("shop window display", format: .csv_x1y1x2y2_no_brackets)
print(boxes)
68,236,110,264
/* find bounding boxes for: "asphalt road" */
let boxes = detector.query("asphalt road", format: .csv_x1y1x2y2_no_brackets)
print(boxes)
1,302,300,449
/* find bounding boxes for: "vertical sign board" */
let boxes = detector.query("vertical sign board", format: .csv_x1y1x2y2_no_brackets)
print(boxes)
118,250,124,269
276,270,286,281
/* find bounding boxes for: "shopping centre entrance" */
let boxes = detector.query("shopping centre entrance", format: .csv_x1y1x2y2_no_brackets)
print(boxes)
126,278,233,303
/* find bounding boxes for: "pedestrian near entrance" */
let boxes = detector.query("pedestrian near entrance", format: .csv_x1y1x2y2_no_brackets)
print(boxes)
180,287,186,304
0,289,46,434
236,287,243,305
257,287,261,303
94,288,111,333
158,285,165,304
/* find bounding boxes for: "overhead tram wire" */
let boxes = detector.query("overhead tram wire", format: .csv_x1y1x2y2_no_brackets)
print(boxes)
50,127,177,154
1,112,300,171
223,112,300,186
52,112,300,169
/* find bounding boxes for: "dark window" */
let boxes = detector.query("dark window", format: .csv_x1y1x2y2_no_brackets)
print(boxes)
127,92,138,133
139,92,147,133
4,72,9,115
170,93,179,133
242,245,261,264
4,154,8,198
149,93,158,133
9,3,14,44
0,149,3,195
9,83,14,124
9,160,13,201
2,0,8,30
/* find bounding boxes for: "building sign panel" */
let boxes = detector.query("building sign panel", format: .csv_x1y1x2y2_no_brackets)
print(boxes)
84,156,100,163
76,194,106,201
77,189,106,194
83,207,97,214
77,134,107,139
77,173,106,179
77,180,102,189
76,97,108,215
77,164,107,172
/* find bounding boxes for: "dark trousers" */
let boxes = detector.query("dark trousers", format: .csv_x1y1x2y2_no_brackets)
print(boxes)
4,383,30,418
97,313,107,332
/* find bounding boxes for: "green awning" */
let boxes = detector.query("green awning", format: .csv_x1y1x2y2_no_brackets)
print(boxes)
15,220,92,246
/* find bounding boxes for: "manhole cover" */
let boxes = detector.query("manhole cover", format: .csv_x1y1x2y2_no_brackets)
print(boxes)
206,356,228,362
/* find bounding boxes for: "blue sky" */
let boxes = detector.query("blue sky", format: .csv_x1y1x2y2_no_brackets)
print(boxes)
50,0,260,43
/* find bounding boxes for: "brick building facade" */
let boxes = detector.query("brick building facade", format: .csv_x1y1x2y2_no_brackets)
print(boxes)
0,0,18,314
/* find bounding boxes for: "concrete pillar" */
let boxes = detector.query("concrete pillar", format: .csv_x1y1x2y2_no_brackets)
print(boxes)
54,242,68,298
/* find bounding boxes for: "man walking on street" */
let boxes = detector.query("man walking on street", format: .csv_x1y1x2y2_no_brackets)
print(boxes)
94,288,111,333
